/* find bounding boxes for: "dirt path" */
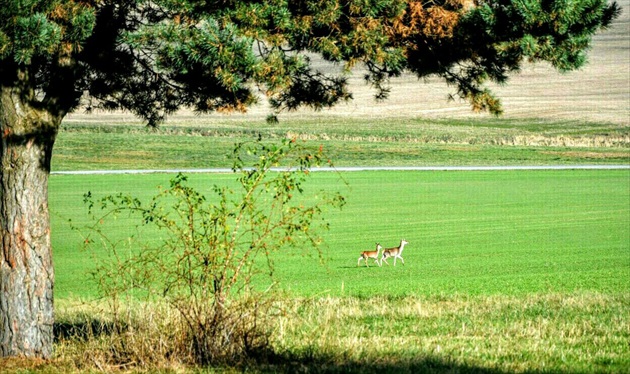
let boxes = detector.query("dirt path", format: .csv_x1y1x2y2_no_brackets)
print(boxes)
52,165,630,175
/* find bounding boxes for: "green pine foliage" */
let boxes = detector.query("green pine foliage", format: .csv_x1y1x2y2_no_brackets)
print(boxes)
0,0,621,123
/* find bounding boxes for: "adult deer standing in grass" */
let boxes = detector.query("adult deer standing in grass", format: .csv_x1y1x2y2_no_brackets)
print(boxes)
358,243,383,267
381,239,408,266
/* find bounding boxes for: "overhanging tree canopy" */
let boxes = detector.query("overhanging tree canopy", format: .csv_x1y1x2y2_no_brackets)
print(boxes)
0,0,620,358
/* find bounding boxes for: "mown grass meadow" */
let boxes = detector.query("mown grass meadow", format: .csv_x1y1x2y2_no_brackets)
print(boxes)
50,169,629,300
42,166,630,373
1,112,627,373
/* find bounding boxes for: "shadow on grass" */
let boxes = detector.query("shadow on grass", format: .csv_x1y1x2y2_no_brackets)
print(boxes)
54,318,124,342
338,265,387,269
53,320,507,373
245,349,509,374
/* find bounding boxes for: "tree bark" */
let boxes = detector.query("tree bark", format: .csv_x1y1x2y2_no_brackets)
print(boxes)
0,85,59,358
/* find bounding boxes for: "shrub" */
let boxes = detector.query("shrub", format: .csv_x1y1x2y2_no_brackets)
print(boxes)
79,138,345,366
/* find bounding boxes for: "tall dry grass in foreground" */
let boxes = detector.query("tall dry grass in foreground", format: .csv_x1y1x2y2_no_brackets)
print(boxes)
41,291,629,373
53,296,276,371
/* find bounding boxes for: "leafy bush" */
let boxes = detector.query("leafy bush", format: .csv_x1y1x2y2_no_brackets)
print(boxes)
79,138,345,365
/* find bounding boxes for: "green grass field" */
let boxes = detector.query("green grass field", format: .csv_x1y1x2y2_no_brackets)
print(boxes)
48,168,630,372
34,115,630,373
50,169,630,300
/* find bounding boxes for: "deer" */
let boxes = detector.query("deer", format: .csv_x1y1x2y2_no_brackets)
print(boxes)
357,243,383,267
381,239,408,266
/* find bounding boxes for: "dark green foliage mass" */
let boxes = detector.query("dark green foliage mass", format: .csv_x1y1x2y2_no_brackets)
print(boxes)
0,0,620,123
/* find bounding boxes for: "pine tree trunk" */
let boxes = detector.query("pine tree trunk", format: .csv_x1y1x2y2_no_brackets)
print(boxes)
0,87,59,358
